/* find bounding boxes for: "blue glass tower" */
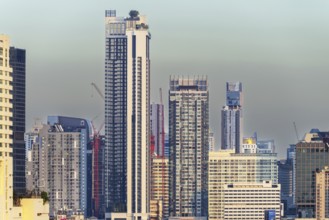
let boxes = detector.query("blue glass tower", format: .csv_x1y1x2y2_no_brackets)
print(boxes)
221,82,243,153
10,47,26,195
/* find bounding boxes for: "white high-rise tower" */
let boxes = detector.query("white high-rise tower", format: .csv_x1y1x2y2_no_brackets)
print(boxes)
104,10,151,220
0,35,13,220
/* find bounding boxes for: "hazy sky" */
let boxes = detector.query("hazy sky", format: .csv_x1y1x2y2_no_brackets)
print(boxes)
1,0,329,158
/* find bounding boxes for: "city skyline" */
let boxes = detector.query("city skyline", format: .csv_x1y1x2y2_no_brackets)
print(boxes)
2,0,329,158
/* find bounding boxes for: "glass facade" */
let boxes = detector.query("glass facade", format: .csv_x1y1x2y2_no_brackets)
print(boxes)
221,82,242,153
295,130,329,218
9,47,26,195
296,144,329,217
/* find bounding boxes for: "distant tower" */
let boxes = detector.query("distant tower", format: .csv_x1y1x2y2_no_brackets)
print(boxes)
150,103,165,156
169,76,209,218
9,46,26,195
104,10,151,220
0,34,14,220
221,82,242,153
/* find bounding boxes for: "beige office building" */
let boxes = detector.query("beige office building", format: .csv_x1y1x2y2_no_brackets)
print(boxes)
316,166,329,219
208,150,278,220
223,181,281,220
0,34,13,220
151,157,169,220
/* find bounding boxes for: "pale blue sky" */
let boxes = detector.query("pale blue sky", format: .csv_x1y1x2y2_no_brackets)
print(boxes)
1,0,329,158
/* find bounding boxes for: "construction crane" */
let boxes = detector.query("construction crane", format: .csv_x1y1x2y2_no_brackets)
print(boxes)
293,122,300,142
91,82,105,100
90,82,105,217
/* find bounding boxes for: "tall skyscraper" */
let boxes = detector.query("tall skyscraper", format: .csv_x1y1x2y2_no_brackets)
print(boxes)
9,46,26,195
0,34,14,220
208,150,278,220
104,10,151,220
221,82,242,153
150,103,165,156
169,76,209,218
295,129,329,218
25,116,93,217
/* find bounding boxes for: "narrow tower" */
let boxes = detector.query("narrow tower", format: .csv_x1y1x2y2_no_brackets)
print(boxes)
221,82,242,153
9,46,26,195
0,34,13,220
104,10,151,220
169,76,209,218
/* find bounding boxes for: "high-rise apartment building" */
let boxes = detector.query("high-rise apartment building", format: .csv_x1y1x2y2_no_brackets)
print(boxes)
150,103,165,156
104,10,151,220
25,116,93,217
169,76,209,218
9,47,26,195
208,150,278,220
315,166,329,219
295,129,329,218
150,157,169,220
0,34,14,220
223,181,281,220
221,82,242,153
25,123,50,193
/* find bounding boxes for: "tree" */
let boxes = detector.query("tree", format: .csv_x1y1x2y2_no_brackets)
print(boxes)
40,191,49,204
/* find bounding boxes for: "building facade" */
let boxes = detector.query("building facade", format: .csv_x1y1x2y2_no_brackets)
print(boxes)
223,181,281,220
25,116,93,217
315,166,329,219
208,130,215,152
9,47,26,195
241,136,258,153
25,123,50,193
278,159,294,212
169,76,209,218
295,129,329,218
257,139,275,154
150,103,165,156
104,10,151,220
208,150,278,220
0,34,14,220
151,157,169,220
221,82,242,153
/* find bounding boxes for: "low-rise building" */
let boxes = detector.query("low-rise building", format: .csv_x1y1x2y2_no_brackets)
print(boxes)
223,181,281,220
